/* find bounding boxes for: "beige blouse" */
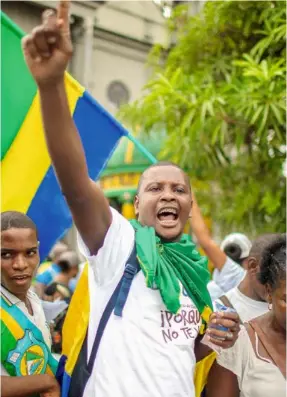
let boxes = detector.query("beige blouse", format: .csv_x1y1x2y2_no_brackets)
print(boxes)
217,327,286,397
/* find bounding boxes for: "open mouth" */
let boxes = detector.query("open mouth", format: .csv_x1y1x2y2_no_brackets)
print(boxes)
12,275,30,285
157,207,179,225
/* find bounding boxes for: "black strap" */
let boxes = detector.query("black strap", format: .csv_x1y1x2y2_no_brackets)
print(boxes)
114,261,139,317
68,244,140,397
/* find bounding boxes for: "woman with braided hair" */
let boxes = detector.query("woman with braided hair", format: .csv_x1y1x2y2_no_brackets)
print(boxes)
206,234,286,397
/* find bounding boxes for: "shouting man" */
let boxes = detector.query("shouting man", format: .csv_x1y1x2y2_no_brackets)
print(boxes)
22,2,239,396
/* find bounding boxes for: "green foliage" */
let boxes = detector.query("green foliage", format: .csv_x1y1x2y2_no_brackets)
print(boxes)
119,0,286,237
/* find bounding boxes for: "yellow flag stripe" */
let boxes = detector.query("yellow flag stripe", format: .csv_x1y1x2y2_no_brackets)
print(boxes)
124,139,134,164
1,74,84,213
1,307,24,339
1,307,55,376
62,262,90,375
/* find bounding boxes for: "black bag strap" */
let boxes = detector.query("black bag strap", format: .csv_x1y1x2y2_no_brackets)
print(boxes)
68,244,140,397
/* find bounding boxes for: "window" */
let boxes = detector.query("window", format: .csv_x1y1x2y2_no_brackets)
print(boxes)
107,81,130,108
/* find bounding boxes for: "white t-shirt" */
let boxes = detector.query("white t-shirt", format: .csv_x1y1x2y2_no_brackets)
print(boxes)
209,256,246,300
219,287,268,323
207,280,225,300
78,208,202,397
1,286,52,376
217,327,285,397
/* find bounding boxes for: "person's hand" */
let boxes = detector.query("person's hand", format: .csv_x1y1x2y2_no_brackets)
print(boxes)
205,310,240,348
22,0,72,88
40,375,60,397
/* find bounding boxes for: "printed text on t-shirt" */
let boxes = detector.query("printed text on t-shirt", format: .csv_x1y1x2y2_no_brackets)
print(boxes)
160,309,200,344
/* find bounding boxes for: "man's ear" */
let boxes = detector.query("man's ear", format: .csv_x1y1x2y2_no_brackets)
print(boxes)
134,195,139,217
246,256,259,275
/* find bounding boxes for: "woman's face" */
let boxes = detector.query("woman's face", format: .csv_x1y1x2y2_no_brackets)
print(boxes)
269,279,286,332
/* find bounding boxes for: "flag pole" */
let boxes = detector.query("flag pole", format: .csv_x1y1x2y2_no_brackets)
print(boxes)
126,133,157,164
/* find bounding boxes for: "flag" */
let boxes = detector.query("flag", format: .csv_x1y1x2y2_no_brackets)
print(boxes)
1,12,129,260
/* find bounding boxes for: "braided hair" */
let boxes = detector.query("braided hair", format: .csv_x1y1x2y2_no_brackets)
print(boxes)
258,234,286,290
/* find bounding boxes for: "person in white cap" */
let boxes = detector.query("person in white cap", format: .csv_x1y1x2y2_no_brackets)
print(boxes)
217,234,279,323
220,233,252,268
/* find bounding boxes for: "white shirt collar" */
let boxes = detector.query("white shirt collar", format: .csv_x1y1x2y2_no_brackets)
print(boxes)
0,284,37,305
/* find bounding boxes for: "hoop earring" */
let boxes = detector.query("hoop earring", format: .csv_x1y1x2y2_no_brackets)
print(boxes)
268,303,272,311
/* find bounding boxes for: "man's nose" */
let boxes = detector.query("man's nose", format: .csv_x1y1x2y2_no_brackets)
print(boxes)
12,254,28,271
161,188,176,201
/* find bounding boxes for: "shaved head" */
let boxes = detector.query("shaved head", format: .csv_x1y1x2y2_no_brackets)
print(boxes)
137,162,191,195
249,234,281,262
134,162,192,241
242,233,282,302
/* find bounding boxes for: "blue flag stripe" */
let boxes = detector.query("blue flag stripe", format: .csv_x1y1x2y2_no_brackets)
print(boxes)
27,91,126,260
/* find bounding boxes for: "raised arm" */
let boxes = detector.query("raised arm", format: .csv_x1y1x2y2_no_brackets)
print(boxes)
190,192,226,270
22,0,112,255
1,374,60,397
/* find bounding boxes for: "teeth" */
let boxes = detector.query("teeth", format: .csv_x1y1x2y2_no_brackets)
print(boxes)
159,208,177,215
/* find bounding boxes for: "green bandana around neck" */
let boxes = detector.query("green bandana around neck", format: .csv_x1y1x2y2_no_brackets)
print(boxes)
130,219,213,328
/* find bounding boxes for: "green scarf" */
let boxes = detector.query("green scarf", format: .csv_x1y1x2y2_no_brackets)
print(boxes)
130,219,213,327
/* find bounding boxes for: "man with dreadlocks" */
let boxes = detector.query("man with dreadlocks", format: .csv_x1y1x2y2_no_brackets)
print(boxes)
22,2,240,396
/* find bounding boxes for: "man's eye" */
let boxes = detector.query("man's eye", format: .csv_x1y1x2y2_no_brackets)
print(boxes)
27,250,37,257
175,187,185,193
1,252,12,259
150,186,160,192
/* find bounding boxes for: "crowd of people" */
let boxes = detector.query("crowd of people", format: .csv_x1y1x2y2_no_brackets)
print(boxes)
1,206,286,397
1,1,286,397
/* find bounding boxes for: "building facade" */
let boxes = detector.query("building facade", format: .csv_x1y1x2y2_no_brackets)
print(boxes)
2,0,206,256
2,0,169,115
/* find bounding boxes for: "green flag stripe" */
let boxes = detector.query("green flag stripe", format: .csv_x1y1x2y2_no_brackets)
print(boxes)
1,11,37,160
26,350,44,361
1,320,17,376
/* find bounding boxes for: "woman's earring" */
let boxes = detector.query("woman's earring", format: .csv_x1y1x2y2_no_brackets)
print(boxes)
268,302,272,311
